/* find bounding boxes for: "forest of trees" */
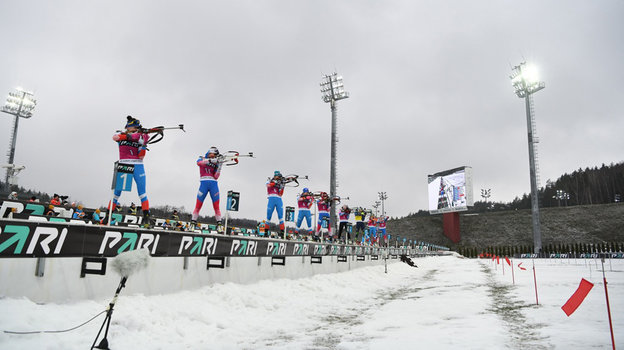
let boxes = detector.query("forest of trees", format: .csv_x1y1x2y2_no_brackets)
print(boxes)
406,161,624,217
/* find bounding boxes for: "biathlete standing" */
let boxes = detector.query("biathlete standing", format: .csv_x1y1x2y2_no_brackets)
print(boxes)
316,192,331,239
353,207,367,243
191,147,223,228
296,188,314,232
367,215,377,246
266,171,286,231
338,205,351,243
110,116,151,225
378,215,388,246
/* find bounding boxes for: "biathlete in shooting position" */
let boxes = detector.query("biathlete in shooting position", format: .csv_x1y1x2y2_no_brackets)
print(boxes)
110,116,151,224
316,192,331,235
266,171,286,231
353,207,367,242
367,215,377,245
338,205,351,242
378,215,388,245
191,147,223,227
296,188,314,230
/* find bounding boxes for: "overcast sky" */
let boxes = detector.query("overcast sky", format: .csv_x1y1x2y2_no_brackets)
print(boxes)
1,1,622,222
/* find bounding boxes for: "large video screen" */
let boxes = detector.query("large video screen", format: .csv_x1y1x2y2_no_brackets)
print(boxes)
427,166,473,214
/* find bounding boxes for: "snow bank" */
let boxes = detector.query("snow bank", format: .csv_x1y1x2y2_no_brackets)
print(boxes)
0,256,621,349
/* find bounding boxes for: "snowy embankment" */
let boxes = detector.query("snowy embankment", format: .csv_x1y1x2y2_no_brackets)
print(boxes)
0,256,622,349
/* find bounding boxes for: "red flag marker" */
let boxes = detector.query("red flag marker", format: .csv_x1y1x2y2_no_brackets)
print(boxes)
496,256,500,264
518,262,527,271
505,256,511,266
562,278,594,316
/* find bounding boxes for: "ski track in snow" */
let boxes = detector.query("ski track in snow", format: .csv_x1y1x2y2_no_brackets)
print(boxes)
0,256,622,349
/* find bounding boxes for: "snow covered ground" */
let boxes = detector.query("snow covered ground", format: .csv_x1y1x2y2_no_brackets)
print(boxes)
0,255,622,349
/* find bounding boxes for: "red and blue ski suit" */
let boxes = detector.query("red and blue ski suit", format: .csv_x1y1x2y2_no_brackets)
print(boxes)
378,216,388,244
317,199,331,233
111,132,150,212
368,217,377,245
192,156,222,221
296,193,314,229
267,179,285,225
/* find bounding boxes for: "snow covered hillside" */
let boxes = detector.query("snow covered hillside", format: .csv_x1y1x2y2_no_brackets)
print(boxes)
1,256,622,349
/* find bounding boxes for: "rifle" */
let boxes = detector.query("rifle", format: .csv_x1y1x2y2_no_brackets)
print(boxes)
332,196,350,204
268,174,309,187
217,151,254,166
284,174,309,187
116,124,185,145
141,124,185,144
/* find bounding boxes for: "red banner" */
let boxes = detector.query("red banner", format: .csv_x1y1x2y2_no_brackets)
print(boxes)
561,278,594,316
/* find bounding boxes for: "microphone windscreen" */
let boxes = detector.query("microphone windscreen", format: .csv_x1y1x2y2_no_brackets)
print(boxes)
111,248,150,278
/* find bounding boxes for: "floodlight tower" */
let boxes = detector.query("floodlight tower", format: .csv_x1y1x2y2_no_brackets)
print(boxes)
378,192,388,217
481,188,491,207
320,72,349,232
510,62,545,254
1,88,36,191
372,201,381,217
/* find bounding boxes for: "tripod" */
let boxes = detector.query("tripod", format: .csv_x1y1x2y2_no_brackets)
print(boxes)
91,276,127,350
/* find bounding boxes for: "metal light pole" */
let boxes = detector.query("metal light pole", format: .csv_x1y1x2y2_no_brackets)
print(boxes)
1,88,36,191
320,73,349,233
378,192,387,217
510,62,545,254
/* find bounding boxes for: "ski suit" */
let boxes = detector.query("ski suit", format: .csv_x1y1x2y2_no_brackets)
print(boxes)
296,193,314,229
317,199,331,233
192,156,223,221
354,209,367,240
368,217,377,245
266,179,285,225
338,209,351,241
111,132,150,212
378,217,388,245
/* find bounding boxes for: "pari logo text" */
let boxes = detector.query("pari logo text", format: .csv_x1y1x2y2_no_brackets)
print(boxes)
99,231,160,255
178,236,218,255
0,225,68,255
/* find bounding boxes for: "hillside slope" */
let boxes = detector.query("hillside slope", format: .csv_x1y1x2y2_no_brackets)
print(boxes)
387,203,624,249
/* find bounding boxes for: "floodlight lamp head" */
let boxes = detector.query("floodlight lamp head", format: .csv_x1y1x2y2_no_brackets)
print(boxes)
2,88,36,118
510,62,545,98
320,72,349,103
